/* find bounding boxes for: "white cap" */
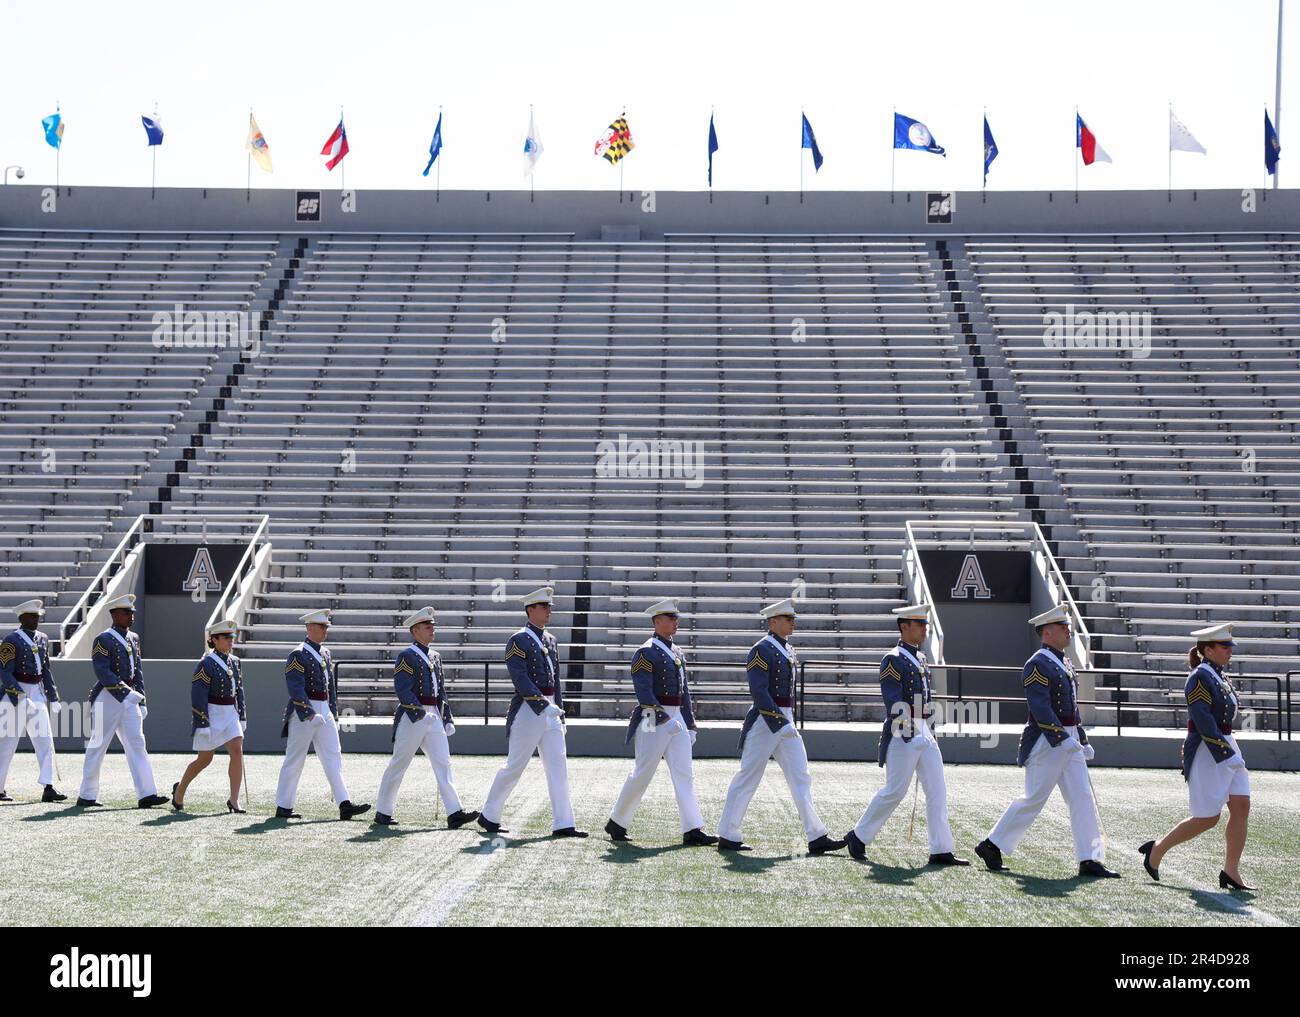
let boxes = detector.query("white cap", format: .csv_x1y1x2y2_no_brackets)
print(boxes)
299,609,332,626
13,599,45,618
104,594,137,613
1191,622,1234,644
891,603,932,622
1028,605,1071,628
759,598,797,620
404,606,436,629
644,598,681,618
521,587,554,607
206,619,239,638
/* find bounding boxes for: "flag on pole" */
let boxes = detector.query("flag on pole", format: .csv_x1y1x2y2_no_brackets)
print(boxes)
595,116,634,164
1265,110,1281,175
523,110,544,175
42,111,64,149
708,113,719,186
141,114,164,146
894,113,945,155
1076,114,1111,165
423,112,443,176
801,113,823,171
246,113,272,172
1168,110,1206,154
983,115,999,183
321,120,349,171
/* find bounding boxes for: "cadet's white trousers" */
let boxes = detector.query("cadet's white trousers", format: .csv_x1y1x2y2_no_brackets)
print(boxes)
275,702,351,809
375,708,463,818
854,722,955,855
481,696,575,831
79,696,158,801
609,706,705,834
987,725,1104,863
718,707,828,843
0,684,58,789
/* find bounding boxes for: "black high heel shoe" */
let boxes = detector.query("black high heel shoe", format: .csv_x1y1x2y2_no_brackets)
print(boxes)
227,799,246,814
1219,870,1256,891
171,782,184,812
1138,840,1159,882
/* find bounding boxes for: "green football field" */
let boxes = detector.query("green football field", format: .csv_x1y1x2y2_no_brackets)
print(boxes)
2,753,1296,927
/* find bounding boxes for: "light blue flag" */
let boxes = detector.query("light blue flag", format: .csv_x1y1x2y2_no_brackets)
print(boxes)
42,111,64,149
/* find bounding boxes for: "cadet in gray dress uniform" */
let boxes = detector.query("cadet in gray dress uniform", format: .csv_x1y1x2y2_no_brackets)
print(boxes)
0,599,65,802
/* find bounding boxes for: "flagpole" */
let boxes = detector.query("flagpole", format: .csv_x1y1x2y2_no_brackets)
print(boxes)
1167,102,1172,201
619,105,626,203
529,104,535,204
436,105,442,203
1073,106,1078,203
982,106,987,204
151,100,157,198
339,106,346,195
1275,0,1284,189
799,110,804,203
709,105,714,205
890,107,896,204
247,108,252,203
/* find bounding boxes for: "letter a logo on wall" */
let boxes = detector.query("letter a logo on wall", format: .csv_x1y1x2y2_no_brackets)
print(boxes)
183,547,223,603
950,553,992,599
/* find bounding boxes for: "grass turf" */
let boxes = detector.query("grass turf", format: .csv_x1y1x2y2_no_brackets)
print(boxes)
2,753,1295,926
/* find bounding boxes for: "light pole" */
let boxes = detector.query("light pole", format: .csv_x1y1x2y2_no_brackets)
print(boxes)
3,165,25,184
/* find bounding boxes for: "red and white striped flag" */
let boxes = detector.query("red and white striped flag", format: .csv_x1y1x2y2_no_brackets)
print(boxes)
321,120,349,171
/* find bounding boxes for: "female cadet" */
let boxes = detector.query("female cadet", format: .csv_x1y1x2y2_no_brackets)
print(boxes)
1139,623,1254,891
173,619,247,813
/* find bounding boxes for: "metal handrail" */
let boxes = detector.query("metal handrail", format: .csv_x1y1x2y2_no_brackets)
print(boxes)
57,514,148,653
902,520,945,662
203,514,272,634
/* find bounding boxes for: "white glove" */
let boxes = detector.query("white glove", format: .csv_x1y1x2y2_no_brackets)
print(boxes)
688,728,698,746
666,716,687,738
543,703,565,720
125,689,145,706
1226,753,1247,771
310,712,326,728
1062,735,1084,753
49,702,62,715
240,719,247,735
779,722,800,741
444,722,456,737
1081,743,1095,761
139,706,148,720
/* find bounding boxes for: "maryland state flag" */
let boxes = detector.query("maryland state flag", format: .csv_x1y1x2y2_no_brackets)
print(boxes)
595,116,634,164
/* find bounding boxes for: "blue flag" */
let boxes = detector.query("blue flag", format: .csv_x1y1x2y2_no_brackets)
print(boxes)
1265,110,1281,176
141,114,164,146
708,113,719,186
423,112,443,177
894,113,944,156
801,113,823,172
983,115,998,183
42,111,64,150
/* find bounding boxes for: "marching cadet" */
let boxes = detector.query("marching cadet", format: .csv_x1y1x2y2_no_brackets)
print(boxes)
479,587,587,838
1138,623,1255,891
273,609,370,821
76,595,169,809
0,599,66,803
975,605,1118,878
373,606,479,829
605,598,717,846
844,604,967,866
716,599,845,855
172,619,247,813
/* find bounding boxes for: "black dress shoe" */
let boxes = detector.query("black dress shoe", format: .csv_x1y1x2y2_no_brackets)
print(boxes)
274,806,301,820
605,819,632,842
552,827,589,838
477,815,507,834
975,838,1004,871
682,828,719,847
137,794,170,809
1219,870,1256,891
1078,859,1121,878
339,800,371,821
171,782,184,812
929,852,970,866
845,830,867,860
373,812,398,826
1138,841,1160,882
74,798,101,808
717,837,751,852
808,834,847,855
446,809,479,830
42,785,67,803
0,791,12,802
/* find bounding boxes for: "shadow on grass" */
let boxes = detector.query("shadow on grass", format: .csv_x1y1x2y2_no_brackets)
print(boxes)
1189,887,1263,919
1002,870,1092,899
347,824,458,843
598,841,690,864
232,816,340,835
21,805,137,822
717,851,787,875
862,860,927,886
140,810,234,827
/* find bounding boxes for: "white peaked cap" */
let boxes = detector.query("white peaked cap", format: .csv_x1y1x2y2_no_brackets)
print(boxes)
644,598,681,618
105,594,137,612
759,598,797,619
299,609,332,625
521,587,554,607
404,606,436,628
13,599,45,617
206,619,238,638
1191,622,1234,643
1028,605,1070,627
891,603,932,621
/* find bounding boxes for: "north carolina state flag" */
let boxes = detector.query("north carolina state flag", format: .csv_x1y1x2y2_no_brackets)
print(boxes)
1076,114,1111,165
321,120,349,171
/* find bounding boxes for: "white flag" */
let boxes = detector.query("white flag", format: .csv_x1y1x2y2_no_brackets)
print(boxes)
524,110,544,175
1169,110,1206,154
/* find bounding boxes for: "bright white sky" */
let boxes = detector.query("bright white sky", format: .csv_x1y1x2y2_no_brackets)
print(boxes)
2,0,1293,193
